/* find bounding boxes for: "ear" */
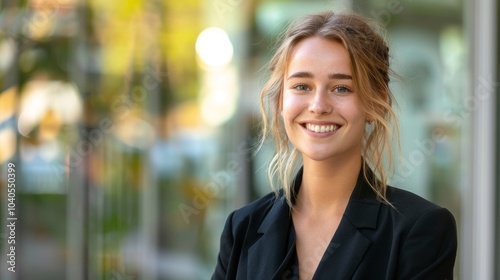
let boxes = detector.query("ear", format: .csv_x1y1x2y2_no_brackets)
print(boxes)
364,110,372,123
365,114,374,124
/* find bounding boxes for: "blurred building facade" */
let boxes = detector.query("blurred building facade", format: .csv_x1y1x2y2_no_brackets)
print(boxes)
0,0,498,279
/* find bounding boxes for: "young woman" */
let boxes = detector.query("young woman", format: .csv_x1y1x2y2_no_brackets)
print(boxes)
212,11,457,280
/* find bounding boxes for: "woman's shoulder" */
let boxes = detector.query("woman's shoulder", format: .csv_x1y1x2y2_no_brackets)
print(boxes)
229,191,283,227
384,185,455,225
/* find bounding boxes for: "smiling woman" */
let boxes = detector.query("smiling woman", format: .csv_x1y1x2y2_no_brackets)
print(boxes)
282,37,366,168
212,11,457,280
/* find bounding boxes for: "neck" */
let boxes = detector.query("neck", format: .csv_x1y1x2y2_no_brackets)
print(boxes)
295,154,362,217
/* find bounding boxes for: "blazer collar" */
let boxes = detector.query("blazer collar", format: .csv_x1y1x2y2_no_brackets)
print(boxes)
314,167,382,279
248,195,292,280
248,165,382,280
343,167,381,229
291,165,381,229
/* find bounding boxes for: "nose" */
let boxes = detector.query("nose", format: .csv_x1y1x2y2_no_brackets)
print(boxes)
308,90,332,115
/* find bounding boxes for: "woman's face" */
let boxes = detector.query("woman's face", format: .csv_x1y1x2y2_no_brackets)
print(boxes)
282,36,367,163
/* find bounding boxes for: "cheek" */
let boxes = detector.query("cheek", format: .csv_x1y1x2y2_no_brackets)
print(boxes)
351,110,368,129
281,94,303,120
344,99,366,120
338,104,366,131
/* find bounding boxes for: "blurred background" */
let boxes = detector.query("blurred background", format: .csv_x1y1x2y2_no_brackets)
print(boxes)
0,0,498,279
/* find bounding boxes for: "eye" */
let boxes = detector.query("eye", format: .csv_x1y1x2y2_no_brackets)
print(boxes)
293,84,310,91
333,85,351,93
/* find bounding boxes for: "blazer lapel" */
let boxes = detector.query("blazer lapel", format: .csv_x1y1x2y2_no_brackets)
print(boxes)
247,195,293,280
247,166,381,279
314,169,382,279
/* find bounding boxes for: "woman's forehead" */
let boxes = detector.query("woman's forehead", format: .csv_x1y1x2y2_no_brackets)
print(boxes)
285,37,352,78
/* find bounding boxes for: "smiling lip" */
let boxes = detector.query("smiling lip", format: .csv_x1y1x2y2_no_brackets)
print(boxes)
301,122,342,135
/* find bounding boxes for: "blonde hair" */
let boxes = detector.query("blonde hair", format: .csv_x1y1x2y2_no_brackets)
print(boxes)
259,11,400,206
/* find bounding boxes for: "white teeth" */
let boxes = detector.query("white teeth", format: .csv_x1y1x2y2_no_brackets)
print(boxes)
306,123,338,133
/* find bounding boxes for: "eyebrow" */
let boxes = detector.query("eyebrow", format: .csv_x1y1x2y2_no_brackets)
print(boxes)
329,73,352,80
287,71,352,80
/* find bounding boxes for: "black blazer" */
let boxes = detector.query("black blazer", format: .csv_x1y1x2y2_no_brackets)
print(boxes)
212,168,457,280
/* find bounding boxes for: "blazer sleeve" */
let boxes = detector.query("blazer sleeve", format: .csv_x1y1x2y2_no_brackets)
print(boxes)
396,207,458,279
212,211,235,280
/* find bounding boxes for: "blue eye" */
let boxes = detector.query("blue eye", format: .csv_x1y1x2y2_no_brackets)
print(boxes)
333,85,350,93
293,84,309,91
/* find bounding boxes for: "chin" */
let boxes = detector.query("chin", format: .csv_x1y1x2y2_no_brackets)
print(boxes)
300,146,361,163
301,151,337,162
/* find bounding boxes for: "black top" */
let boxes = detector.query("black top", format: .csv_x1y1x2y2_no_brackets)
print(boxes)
277,220,298,279
212,167,458,280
